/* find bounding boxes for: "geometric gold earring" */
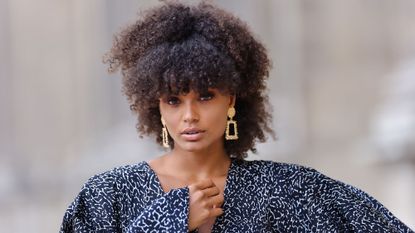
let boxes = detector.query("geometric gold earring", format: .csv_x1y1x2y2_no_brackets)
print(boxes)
161,117,170,148
225,107,238,140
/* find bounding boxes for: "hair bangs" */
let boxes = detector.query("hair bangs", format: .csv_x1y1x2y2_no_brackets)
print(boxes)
157,35,240,96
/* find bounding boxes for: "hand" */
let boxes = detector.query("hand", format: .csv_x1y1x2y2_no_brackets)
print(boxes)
187,179,224,231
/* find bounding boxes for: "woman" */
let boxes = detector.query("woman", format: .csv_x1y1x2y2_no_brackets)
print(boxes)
60,1,413,232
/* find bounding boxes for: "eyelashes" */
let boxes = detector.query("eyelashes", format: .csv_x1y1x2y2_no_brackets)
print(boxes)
163,92,215,106
199,92,214,101
166,96,180,105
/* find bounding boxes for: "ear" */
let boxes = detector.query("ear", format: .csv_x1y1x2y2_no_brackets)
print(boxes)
229,95,236,108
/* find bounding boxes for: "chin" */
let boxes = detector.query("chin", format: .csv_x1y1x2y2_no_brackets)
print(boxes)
176,141,209,152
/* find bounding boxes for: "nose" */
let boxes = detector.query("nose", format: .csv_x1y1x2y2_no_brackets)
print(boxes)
183,101,199,123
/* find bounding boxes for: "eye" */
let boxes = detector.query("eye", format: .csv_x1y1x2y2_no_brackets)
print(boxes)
199,92,214,101
165,96,180,105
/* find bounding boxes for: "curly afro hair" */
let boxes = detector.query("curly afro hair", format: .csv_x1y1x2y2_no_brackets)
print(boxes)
104,1,274,159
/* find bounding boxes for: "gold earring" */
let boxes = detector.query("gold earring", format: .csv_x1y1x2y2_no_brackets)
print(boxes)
161,118,170,148
225,107,238,140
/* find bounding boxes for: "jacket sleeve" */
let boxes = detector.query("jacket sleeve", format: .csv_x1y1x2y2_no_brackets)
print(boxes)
326,182,414,233
267,165,414,233
127,187,190,233
59,173,121,233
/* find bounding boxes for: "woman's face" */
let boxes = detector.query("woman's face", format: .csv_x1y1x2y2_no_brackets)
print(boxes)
159,88,235,153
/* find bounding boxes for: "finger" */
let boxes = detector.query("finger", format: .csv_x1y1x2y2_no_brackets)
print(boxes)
192,178,216,190
208,194,224,207
208,207,224,218
203,186,220,197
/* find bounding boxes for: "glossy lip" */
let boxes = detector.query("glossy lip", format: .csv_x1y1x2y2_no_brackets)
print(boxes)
180,128,206,141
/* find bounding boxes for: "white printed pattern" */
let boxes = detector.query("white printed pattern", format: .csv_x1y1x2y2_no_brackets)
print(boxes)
60,159,413,232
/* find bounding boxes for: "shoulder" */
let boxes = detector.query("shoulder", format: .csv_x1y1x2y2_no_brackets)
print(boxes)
60,162,153,231
230,159,330,201
233,159,325,186
66,161,152,207
66,161,154,216
235,159,376,203
84,161,150,189
240,158,391,201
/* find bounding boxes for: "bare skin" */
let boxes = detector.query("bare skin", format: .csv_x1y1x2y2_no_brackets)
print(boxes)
148,89,235,232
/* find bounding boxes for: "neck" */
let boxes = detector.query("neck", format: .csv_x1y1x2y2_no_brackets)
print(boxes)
166,145,231,179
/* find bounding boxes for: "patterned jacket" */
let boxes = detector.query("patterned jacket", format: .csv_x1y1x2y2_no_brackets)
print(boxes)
60,159,413,232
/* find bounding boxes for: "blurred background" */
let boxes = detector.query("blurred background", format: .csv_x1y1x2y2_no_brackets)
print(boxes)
1,0,414,232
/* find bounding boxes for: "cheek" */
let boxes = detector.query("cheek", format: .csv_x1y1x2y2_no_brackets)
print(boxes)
162,112,180,129
159,106,179,130
206,108,228,130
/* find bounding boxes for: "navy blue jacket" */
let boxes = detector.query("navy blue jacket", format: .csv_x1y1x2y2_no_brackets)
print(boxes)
60,159,413,232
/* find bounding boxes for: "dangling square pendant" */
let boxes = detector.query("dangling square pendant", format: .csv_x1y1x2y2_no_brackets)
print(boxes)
225,120,238,140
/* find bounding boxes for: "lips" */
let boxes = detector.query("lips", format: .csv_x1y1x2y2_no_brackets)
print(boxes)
181,128,205,141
